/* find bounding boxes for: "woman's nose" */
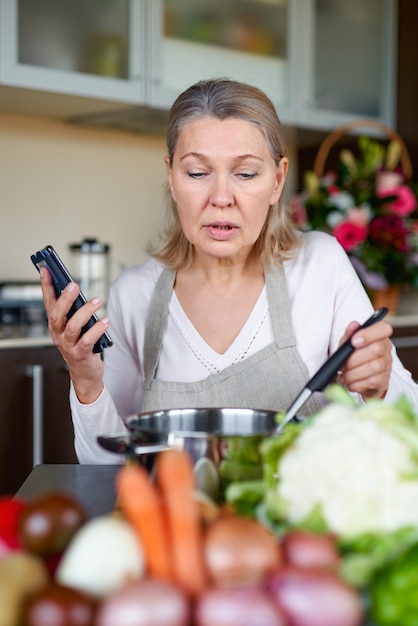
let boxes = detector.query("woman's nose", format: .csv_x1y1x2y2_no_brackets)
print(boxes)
209,174,234,208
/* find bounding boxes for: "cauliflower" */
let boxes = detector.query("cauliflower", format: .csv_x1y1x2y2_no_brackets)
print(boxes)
266,391,418,539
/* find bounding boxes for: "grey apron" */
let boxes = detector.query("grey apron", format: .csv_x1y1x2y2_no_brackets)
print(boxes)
142,265,321,416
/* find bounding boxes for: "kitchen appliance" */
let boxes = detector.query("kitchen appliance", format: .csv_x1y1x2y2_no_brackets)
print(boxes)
0,281,46,326
68,238,110,315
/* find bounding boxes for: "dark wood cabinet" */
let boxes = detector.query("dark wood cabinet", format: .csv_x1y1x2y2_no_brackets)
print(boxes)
397,0,418,176
0,344,77,495
392,324,418,382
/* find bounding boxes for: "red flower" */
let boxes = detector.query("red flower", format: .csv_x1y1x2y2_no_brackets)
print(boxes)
333,221,368,252
369,215,409,252
327,184,340,195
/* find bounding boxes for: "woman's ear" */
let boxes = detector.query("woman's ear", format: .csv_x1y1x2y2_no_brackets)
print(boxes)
164,155,176,200
270,157,289,205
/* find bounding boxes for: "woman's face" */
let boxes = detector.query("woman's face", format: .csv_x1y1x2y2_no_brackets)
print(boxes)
166,116,288,264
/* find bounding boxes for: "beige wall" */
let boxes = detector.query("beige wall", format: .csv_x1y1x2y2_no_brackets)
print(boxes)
0,112,168,282
0,111,298,284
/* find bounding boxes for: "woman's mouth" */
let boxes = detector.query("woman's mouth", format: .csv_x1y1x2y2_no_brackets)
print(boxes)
204,222,238,241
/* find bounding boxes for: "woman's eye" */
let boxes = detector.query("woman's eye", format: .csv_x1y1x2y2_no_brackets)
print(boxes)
188,171,206,179
237,172,257,180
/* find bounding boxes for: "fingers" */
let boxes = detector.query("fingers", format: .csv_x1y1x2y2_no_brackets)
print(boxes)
39,266,110,355
337,320,393,399
39,266,57,309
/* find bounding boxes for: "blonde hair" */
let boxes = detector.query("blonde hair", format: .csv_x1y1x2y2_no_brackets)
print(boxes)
149,78,299,269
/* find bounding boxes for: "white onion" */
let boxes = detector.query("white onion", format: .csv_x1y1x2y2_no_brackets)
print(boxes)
56,513,145,597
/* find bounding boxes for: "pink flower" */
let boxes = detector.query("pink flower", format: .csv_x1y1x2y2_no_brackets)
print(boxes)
376,184,417,216
376,171,404,191
346,207,370,227
333,221,368,252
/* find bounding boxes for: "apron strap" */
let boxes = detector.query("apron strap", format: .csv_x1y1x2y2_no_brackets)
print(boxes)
264,265,297,348
143,267,176,383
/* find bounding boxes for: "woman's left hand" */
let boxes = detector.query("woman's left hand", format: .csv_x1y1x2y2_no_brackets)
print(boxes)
337,319,394,399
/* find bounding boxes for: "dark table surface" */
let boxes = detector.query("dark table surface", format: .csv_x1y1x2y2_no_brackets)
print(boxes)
15,464,121,518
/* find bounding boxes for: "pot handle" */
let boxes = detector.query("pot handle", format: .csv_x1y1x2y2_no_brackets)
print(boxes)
97,434,169,456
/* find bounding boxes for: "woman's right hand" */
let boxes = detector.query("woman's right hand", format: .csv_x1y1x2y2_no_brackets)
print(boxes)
39,266,111,404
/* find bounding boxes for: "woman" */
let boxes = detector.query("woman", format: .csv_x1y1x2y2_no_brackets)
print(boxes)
39,79,418,463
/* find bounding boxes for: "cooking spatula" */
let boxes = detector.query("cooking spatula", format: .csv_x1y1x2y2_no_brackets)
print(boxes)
275,307,389,433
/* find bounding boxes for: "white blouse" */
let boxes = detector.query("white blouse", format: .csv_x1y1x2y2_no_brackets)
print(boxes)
70,231,418,464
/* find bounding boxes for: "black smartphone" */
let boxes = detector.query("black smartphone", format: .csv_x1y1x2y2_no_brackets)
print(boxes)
31,244,113,353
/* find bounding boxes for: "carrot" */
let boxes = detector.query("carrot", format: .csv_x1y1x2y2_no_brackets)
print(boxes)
156,449,207,596
116,462,173,581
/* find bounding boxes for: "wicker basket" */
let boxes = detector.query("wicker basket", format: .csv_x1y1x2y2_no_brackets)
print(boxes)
313,118,413,180
368,286,401,317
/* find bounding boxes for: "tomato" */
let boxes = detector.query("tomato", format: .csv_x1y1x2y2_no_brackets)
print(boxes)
0,497,26,557
18,492,87,556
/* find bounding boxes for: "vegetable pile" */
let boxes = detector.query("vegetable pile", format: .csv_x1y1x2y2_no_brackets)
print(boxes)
3,388,418,625
0,449,363,626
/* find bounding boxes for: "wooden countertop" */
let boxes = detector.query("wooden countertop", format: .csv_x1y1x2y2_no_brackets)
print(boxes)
391,315,418,327
15,464,120,518
0,324,53,349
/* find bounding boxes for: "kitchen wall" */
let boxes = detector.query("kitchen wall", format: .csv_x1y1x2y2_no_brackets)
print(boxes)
0,112,167,282
0,111,298,284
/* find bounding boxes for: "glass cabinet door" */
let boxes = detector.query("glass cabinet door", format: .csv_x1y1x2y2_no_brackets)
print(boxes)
299,0,396,128
2,0,144,103
148,0,293,116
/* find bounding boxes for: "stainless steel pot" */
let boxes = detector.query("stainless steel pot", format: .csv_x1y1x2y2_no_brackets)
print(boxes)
98,407,279,499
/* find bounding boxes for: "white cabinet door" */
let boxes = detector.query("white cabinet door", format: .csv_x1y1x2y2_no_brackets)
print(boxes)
0,0,145,104
296,0,397,130
146,0,296,122
0,0,397,130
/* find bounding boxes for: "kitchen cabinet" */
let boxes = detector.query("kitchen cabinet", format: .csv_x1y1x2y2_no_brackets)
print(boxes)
0,0,396,130
149,0,396,129
392,323,418,382
0,0,144,105
0,343,77,495
147,0,294,118
295,0,397,130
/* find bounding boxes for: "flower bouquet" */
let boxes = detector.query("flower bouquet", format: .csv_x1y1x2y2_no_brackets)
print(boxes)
291,120,418,309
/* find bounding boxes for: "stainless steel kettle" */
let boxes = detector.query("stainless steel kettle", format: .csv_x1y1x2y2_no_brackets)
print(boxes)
69,238,110,315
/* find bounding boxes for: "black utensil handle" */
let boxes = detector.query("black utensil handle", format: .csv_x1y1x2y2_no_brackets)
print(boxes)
307,307,389,393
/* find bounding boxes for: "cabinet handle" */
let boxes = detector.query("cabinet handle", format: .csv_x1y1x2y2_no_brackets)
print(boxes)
26,364,44,467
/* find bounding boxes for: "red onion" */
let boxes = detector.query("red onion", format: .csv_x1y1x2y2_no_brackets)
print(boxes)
281,530,340,570
195,586,288,626
268,566,363,626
